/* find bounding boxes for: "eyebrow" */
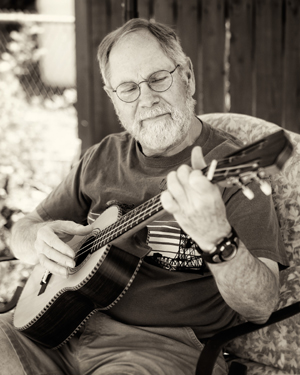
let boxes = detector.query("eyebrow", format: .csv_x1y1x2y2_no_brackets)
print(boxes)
114,66,174,88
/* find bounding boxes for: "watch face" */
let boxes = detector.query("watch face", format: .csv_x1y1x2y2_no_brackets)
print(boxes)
200,228,239,263
221,243,237,261
211,254,223,263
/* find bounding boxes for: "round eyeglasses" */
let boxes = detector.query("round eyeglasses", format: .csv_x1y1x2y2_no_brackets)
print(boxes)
112,65,180,103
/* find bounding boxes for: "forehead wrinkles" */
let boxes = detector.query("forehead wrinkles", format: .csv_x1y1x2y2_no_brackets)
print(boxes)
112,30,160,58
108,31,173,85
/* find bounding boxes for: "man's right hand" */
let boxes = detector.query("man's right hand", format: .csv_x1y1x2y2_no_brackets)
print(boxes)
35,220,93,278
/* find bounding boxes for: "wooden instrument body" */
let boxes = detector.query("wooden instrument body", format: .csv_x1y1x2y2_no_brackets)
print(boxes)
13,206,143,348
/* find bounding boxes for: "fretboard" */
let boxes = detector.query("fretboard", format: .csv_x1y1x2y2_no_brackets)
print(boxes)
95,193,164,249
93,163,218,251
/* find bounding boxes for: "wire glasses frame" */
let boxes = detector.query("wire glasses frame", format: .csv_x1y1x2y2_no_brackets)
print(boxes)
112,64,180,103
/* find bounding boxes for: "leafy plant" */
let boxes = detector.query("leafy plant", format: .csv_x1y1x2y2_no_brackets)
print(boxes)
0,21,78,304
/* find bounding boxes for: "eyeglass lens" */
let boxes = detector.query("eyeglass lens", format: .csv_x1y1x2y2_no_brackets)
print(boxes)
116,70,173,103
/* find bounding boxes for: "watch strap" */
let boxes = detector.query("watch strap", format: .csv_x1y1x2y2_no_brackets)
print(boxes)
199,227,239,264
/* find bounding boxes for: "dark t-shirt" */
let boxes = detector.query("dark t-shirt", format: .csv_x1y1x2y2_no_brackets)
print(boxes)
37,120,289,339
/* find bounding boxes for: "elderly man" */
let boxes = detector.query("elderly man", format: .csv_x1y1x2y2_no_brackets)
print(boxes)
2,18,288,375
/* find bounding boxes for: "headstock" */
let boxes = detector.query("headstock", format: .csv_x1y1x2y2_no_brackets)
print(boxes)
204,130,293,199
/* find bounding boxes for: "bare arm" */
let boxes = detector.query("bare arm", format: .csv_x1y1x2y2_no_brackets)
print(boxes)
208,247,279,323
161,146,280,324
11,210,92,278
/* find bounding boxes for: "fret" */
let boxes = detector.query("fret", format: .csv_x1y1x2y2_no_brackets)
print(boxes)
91,193,163,251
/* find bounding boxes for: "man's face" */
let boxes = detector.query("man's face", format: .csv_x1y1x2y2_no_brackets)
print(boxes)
107,30,195,157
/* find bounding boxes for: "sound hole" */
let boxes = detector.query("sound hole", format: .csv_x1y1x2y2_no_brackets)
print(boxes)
75,236,95,267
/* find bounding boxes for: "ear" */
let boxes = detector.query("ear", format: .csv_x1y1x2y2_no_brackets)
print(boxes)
104,86,113,100
182,58,196,96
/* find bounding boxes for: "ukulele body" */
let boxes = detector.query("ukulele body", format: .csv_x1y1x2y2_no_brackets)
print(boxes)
13,205,145,349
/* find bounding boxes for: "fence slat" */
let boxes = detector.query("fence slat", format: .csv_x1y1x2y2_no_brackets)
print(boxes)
175,0,200,113
283,0,300,132
90,0,123,144
153,0,176,26
75,0,123,152
75,0,94,152
254,0,283,125
138,0,153,19
201,0,226,113
229,0,253,115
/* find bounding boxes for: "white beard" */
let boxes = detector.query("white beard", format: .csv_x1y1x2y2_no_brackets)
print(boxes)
117,95,196,153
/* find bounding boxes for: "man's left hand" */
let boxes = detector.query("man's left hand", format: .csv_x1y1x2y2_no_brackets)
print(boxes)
161,146,231,251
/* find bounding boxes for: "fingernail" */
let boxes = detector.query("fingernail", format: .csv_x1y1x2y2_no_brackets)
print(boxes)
67,260,75,268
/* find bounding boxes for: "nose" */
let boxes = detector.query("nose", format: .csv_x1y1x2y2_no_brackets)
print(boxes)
138,82,160,107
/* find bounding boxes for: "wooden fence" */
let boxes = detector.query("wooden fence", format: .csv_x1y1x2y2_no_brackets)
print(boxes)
75,0,300,151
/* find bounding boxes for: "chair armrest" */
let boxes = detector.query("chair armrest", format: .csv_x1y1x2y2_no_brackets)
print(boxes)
195,302,300,375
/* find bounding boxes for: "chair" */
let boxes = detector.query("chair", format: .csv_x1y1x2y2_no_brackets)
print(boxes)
196,113,300,375
1,113,300,374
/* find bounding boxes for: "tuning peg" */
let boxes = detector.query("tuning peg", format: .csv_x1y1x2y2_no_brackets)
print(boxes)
235,179,255,200
255,178,272,196
241,185,255,200
225,177,255,200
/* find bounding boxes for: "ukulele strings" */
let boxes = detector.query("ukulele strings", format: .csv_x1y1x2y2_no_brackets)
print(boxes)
73,194,162,260
73,199,162,260
72,166,230,261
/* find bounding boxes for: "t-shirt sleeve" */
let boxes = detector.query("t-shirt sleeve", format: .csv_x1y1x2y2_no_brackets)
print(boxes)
36,148,94,225
223,181,290,269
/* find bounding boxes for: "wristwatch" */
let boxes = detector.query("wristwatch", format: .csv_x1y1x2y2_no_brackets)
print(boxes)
199,227,239,264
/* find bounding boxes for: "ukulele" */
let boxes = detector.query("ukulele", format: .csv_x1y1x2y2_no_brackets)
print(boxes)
13,129,293,349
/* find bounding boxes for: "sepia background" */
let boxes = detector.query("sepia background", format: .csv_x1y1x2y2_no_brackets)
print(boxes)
0,0,299,307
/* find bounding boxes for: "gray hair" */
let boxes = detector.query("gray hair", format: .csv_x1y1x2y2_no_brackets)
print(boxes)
97,18,189,87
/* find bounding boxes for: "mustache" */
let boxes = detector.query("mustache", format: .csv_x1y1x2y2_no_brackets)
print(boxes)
138,103,173,121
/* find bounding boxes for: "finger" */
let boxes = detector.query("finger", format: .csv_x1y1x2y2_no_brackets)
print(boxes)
166,170,187,203
37,239,75,268
189,169,206,188
50,221,93,236
38,253,69,278
160,190,180,214
176,164,192,187
189,169,214,193
191,146,206,171
38,226,75,258
188,170,224,213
